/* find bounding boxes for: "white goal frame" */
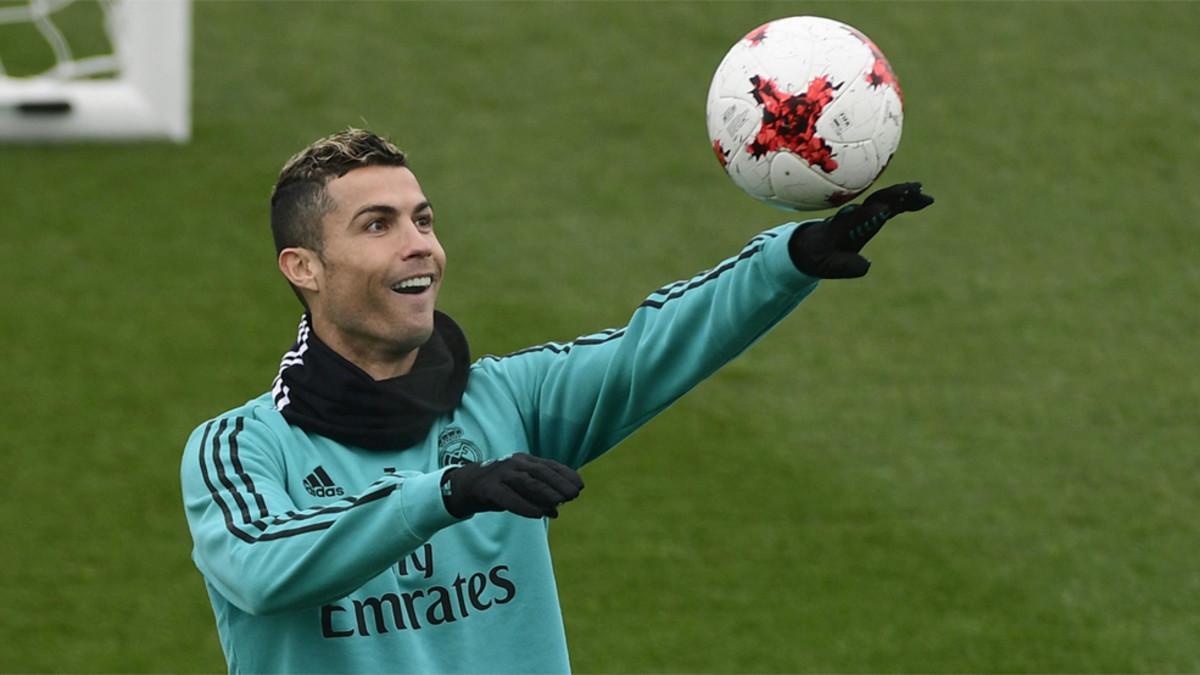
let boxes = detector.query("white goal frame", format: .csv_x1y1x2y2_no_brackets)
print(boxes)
0,0,191,142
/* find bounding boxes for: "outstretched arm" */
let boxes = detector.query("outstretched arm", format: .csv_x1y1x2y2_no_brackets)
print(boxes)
484,183,934,470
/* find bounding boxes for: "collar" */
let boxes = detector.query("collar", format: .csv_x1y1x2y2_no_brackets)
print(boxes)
271,311,470,450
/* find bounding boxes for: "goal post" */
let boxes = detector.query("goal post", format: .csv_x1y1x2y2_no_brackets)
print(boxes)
0,0,191,142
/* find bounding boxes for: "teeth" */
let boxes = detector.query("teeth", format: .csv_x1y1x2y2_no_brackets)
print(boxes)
393,276,433,291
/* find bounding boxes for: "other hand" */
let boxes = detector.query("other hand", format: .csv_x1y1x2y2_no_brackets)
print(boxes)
441,454,584,519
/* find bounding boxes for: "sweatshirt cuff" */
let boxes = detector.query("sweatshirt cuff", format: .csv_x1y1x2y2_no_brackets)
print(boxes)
395,467,459,540
766,221,822,290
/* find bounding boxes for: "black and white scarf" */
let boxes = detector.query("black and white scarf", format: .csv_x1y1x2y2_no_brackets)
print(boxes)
271,312,470,450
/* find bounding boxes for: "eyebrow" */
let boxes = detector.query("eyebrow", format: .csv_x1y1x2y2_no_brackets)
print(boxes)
348,200,433,226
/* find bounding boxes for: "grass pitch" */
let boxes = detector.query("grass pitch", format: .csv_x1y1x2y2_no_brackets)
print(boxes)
1,1,1198,671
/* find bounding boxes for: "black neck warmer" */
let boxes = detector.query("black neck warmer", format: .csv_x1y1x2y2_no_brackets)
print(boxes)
272,311,470,450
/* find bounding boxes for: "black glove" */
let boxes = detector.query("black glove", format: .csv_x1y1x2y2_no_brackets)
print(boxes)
788,182,934,279
440,454,584,519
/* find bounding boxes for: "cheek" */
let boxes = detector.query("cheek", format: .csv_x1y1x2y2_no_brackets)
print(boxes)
321,258,374,300
432,239,447,271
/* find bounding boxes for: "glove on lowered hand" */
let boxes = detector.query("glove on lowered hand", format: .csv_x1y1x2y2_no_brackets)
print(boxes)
788,182,934,279
441,453,584,519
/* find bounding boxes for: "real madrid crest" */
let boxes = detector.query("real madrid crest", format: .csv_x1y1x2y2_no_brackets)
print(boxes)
438,426,482,468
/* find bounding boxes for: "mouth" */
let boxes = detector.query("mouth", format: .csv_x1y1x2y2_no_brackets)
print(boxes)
390,274,436,296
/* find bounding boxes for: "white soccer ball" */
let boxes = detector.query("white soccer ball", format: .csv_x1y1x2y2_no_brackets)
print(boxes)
706,16,904,211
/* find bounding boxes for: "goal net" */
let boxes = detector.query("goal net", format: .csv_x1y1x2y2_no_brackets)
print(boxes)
0,0,190,142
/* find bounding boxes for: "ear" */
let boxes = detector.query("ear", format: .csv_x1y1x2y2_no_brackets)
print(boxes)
278,247,322,295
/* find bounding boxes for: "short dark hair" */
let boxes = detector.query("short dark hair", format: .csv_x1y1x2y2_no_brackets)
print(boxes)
270,128,409,305
271,128,408,254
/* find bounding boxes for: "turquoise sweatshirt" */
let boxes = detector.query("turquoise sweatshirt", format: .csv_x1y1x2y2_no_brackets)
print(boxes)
181,223,820,673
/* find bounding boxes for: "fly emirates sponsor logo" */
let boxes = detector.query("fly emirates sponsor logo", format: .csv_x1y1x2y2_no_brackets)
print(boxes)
320,543,516,638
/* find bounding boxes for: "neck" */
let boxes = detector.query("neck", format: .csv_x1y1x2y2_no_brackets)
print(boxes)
310,315,420,381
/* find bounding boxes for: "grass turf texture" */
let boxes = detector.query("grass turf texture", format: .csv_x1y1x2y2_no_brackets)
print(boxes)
2,1,1198,671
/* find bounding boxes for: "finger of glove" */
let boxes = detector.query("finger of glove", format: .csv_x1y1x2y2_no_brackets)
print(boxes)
486,482,557,519
877,182,933,214
526,457,585,496
501,470,574,509
864,182,920,209
901,191,934,212
503,454,584,498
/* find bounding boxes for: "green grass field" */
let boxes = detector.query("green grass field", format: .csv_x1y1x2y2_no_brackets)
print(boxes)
2,1,1198,671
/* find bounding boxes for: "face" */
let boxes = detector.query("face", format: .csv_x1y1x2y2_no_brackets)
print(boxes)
304,165,445,364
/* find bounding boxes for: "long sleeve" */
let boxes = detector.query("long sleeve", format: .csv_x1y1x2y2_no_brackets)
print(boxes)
180,414,458,616
487,222,820,469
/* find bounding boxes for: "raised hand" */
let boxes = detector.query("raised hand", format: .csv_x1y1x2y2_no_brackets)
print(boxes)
788,182,934,279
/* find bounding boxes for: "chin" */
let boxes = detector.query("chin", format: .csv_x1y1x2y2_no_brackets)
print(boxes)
393,318,435,351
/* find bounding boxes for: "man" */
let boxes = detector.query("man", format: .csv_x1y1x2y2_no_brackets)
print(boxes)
181,128,932,673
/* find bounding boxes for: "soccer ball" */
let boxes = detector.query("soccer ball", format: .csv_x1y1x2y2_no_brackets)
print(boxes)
706,16,904,211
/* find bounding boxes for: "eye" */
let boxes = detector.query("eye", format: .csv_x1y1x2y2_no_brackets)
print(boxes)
415,214,434,230
366,219,387,233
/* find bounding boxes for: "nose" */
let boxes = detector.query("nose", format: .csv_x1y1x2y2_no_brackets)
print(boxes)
400,221,434,260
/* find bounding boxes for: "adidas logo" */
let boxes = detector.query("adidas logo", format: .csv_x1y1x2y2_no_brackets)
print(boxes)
303,465,345,498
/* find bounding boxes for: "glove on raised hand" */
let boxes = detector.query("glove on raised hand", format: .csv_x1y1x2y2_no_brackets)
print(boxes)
788,182,934,279
441,453,584,519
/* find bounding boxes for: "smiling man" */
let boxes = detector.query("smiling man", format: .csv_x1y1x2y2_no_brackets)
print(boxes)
181,128,932,673
276,162,442,380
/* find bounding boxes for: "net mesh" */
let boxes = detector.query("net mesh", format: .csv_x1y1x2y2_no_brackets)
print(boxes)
0,0,120,81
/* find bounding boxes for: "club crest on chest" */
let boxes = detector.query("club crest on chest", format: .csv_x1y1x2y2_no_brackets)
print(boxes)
437,426,481,467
